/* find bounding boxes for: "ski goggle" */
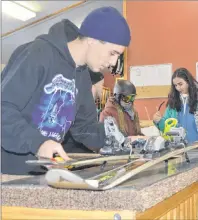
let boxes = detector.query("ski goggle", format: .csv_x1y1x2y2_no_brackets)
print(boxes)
121,94,136,103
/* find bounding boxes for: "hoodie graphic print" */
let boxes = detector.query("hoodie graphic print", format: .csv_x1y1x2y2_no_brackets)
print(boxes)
32,74,77,141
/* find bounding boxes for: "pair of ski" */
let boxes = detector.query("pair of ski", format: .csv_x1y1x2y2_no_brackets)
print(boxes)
45,143,198,190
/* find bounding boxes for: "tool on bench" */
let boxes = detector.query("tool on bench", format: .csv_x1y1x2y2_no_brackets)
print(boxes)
26,154,65,166
162,118,178,140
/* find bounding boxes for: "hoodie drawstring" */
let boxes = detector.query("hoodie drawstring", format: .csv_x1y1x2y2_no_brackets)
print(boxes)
180,95,188,115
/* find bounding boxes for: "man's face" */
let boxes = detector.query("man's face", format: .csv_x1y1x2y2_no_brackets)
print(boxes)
85,39,125,72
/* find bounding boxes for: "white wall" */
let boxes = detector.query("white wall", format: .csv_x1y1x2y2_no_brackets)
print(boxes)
2,1,122,64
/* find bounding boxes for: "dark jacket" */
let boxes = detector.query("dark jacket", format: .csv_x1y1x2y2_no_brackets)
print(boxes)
1,19,105,174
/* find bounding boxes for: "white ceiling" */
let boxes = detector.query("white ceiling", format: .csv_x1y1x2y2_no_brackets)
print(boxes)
2,1,82,35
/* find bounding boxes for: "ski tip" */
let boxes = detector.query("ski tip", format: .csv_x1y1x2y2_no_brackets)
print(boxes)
45,169,61,184
45,169,85,184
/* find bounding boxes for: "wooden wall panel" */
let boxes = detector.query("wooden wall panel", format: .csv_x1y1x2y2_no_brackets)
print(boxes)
137,182,198,220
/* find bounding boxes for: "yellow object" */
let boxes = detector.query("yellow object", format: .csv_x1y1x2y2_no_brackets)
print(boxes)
167,156,183,176
54,156,65,162
64,165,74,170
163,118,178,140
167,160,177,176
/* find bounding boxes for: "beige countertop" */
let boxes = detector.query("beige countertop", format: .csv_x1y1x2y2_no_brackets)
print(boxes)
2,166,198,212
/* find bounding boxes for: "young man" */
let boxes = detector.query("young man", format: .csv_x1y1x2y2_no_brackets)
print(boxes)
1,7,131,174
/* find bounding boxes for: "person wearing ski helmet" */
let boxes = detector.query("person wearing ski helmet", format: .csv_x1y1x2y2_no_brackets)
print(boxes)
100,80,143,137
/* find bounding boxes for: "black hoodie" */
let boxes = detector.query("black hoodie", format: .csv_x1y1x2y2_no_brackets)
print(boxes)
1,20,105,175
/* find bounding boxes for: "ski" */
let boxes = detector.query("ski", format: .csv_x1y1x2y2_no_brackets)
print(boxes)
45,143,198,190
26,154,141,170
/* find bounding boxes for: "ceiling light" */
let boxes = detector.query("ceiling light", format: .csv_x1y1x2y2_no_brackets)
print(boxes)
15,1,41,12
2,1,36,21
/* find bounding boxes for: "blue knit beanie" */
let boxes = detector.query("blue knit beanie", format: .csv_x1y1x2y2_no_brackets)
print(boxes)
79,7,131,47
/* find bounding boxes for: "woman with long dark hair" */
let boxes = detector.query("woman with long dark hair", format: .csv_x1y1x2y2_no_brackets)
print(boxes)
153,67,198,144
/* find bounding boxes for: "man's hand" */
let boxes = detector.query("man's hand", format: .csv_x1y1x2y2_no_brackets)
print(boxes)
153,111,162,123
37,140,71,161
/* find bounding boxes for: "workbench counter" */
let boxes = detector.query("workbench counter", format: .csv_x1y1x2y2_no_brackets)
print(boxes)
2,166,198,212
